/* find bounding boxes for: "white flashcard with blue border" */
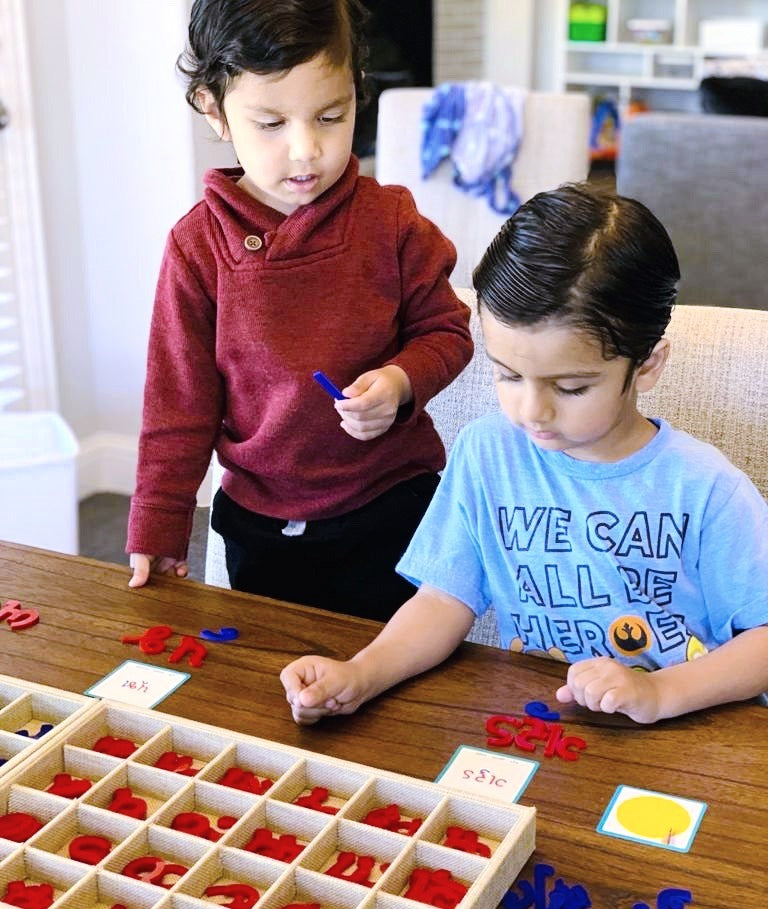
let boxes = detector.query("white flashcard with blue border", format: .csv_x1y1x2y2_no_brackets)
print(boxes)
85,660,190,708
435,745,538,803
597,784,707,852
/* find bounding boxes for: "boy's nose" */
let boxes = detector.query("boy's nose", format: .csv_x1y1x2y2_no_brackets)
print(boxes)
288,125,320,162
520,387,553,425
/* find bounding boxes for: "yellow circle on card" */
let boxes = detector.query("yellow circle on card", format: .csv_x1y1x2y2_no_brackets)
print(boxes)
616,795,691,839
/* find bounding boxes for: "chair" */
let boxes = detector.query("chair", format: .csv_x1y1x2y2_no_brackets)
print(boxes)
375,88,591,288
640,304,768,499
616,112,768,310
206,295,768,648
423,288,499,645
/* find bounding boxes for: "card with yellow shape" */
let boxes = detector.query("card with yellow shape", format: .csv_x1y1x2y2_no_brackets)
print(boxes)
597,784,707,852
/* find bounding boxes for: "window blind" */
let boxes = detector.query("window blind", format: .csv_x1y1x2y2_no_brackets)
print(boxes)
0,0,58,412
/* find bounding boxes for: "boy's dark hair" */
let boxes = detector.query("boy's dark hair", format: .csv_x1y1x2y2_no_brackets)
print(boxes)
178,0,369,119
473,183,680,366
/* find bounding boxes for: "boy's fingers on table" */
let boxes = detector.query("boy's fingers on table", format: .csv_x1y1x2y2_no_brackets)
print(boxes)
128,555,188,588
128,553,152,588
154,557,187,576
298,679,334,708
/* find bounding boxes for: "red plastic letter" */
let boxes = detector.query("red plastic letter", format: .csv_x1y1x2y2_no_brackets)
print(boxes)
485,714,522,748
168,635,207,668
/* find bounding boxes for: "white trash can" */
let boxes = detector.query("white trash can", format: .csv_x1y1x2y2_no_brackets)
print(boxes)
0,411,79,554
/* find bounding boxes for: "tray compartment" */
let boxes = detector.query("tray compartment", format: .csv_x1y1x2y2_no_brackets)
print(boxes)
226,802,328,865
10,744,116,800
155,780,259,843
67,703,169,760
174,843,286,907
85,761,191,821
134,726,231,780
28,801,139,865
0,785,72,845
298,818,407,889
0,691,85,738
103,823,211,890
0,844,90,904
268,759,370,818
206,743,299,797
341,780,443,835
416,797,527,857
260,864,376,909
54,869,173,909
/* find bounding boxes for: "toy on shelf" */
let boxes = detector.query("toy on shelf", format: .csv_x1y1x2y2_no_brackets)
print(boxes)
589,97,620,162
568,2,607,42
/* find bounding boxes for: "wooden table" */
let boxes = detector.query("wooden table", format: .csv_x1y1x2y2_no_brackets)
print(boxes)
1,541,766,906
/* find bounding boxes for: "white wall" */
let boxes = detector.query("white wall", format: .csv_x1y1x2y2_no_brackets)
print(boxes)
434,0,537,87
24,0,554,501
26,0,197,495
485,0,534,87
25,0,93,434
533,0,561,91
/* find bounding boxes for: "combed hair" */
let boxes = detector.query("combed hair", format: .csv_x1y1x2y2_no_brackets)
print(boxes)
472,183,680,365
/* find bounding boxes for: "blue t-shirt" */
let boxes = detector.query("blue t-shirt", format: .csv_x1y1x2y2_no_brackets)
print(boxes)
397,414,768,669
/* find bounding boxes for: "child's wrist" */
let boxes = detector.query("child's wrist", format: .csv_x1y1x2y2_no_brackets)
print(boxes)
383,364,413,406
349,651,391,702
646,669,680,722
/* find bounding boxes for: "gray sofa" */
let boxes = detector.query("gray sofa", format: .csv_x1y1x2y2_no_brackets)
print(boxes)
616,112,768,310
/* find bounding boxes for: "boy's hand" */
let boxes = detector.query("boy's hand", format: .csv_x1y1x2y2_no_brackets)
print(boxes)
280,656,369,725
336,365,412,441
128,553,189,588
555,656,661,724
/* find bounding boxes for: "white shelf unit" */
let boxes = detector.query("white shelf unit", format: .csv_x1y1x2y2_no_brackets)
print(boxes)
556,0,768,113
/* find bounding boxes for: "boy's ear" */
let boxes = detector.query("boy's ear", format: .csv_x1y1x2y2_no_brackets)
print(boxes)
196,89,231,141
635,337,670,393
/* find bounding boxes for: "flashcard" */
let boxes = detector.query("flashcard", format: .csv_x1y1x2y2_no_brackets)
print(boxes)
84,660,189,707
597,784,707,853
436,745,538,803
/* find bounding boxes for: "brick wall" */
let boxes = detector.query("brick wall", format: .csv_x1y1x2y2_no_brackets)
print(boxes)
433,0,485,83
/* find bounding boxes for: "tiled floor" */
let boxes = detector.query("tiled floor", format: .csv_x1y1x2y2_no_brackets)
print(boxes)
78,494,210,582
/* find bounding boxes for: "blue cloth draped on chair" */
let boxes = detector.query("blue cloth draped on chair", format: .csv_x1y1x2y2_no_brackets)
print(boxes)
420,82,526,214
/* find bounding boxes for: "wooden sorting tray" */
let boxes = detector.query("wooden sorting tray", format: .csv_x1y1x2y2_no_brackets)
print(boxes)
0,676,95,781
0,696,535,909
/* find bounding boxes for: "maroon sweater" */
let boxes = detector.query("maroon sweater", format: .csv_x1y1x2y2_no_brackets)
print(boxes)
127,158,473,560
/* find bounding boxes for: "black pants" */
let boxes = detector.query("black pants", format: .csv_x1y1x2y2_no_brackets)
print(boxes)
210,473,440,623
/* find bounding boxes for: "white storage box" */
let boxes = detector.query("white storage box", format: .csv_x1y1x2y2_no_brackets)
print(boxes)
0,411,79,554
699,18,764,56
627,18,672,44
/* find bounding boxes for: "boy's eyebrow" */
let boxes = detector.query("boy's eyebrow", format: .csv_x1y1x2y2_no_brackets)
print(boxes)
485,351,602,379
243,93,354,115
319,92,355,109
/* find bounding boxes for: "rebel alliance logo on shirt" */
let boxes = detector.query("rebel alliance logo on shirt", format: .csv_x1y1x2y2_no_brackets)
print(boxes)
609,615,652,655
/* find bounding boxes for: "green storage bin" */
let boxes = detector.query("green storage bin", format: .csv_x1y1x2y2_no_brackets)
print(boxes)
569,2,607,42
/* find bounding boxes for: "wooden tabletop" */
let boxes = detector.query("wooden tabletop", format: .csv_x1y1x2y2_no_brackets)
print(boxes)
1,541,766,906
